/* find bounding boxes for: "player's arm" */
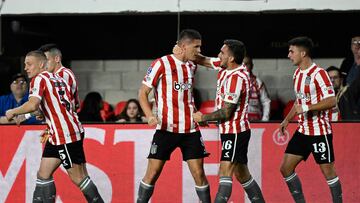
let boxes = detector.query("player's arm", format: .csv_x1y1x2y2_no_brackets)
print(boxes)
194,54,214,68
139,84,158,126
5,97,41,121
295,96,336,114
194,102,236,122
0,116,16,124
280,102,297,134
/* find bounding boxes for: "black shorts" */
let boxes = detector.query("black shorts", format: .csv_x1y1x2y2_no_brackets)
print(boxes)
42,139,86,169
285,131,335,164
147,130,210,161
220,130,251,164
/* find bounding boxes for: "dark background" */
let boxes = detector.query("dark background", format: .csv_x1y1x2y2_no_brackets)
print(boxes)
1,11,360,94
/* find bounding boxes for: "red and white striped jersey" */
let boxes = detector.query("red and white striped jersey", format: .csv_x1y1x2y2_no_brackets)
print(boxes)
210,58,251,134
142,54,199,133
29,71,84,145
293,63,335,136
55,66,80,110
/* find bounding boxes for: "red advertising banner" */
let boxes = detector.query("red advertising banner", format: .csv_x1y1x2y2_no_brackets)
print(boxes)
0,123,359,203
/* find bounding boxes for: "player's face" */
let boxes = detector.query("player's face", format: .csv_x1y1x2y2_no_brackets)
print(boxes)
183,39,201,61
218,45,231,67
288,45,303,66
44,52,57,73
126,102,139,119
24,56,42,78
328,70,342,90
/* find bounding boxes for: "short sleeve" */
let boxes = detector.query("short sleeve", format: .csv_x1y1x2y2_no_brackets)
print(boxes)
224,74,243,104
315,69,335,99
142,58,164,88
29,75,45,100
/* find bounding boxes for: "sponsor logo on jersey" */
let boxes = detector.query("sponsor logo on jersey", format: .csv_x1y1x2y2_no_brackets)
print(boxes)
146,66,153,75
174,81,192,91
295,92,311,101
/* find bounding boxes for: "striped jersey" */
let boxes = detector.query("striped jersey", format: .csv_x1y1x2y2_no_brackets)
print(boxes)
29,71,84,145
142,54,199,133
293,63,335,136
55,66,80,110
210,58,251,134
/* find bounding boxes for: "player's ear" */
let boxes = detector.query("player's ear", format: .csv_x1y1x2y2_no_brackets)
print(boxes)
55,55,61,63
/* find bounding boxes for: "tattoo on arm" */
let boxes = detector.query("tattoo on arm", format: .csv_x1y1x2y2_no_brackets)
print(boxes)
202,102,236,122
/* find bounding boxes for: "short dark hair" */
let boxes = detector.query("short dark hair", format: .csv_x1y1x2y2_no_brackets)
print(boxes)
326,66,344,78
38,43,62,59
26,50,47,62
11,73,27,83
178,29,202,42
288,36,314,57
224,39,246,64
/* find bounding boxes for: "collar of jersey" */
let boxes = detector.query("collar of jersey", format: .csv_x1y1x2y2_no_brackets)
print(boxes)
299,63,316,74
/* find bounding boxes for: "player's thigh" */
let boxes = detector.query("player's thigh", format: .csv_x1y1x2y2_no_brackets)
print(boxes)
39,141,62,179
147,130,179,161
310,134,335,164
220,131,250,164
38,157,62,179
186,158,206,181
180,131,209,161
280,153,303,176
144,158,167,179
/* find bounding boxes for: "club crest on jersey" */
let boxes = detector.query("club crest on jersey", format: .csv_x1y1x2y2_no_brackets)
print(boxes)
305,76,311,85
174,81,192,91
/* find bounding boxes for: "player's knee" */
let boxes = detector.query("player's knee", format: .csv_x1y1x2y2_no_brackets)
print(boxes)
191,170,207,185
37,171,52,180
279,165,292,177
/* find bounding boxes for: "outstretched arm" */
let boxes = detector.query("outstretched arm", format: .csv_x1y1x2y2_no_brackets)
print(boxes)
5,97,40,121
193,102,236,122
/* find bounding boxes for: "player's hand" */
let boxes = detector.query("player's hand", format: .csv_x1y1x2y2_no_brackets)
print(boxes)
40,129,50,143
279,119,289,135
33,110,44,120
193,111,203,123
147,116,159,126
5,110,15,121
172,44,182,55
14,114,26,126
295,104,304,114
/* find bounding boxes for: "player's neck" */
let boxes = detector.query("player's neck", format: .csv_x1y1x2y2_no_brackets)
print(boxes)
54,63,63,72
173,53,187,63
298,58,313,70
226,63,239,70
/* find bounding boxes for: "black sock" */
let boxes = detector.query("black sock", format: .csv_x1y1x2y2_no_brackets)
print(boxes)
33,177,56,203
79,176,104,203
327,176,342,203
195,184,211,203
215,176,232,203
137,180,154,203
241,176,265,203
284,173,305,203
